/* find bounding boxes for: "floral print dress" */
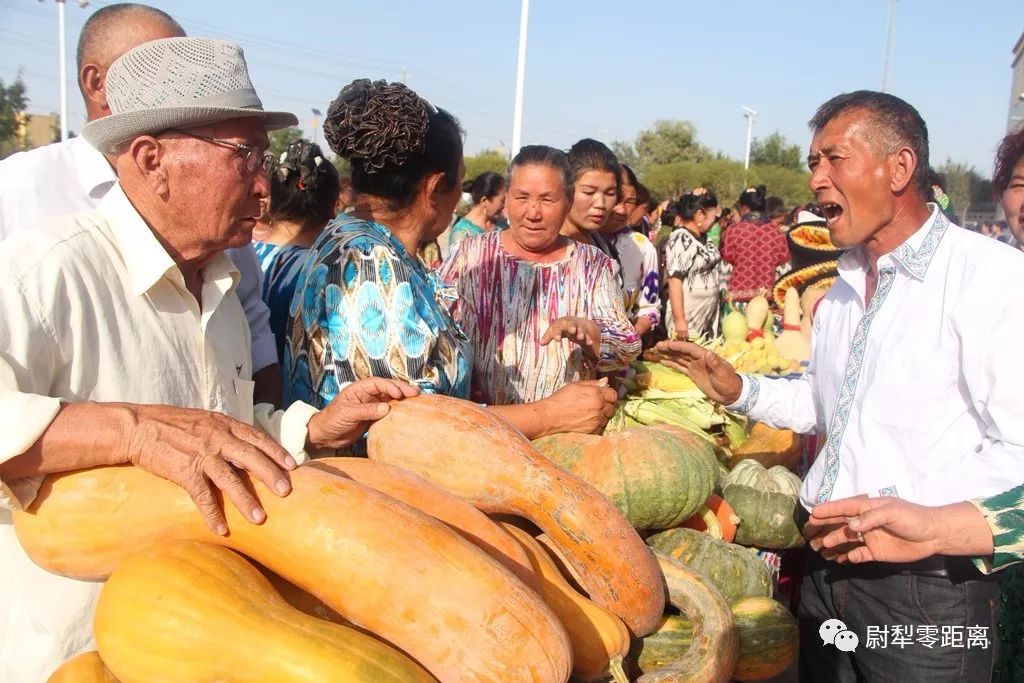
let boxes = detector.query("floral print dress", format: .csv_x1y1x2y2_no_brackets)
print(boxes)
438,231,640,405
664,228,723,339
284,214,472,408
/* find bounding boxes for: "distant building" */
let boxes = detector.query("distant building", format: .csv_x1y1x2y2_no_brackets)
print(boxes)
15,112,58,150
1011,31,1024,132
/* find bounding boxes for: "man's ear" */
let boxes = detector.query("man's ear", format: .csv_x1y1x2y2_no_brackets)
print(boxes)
127,136,170,198
889,146,918,194
80,64,108,114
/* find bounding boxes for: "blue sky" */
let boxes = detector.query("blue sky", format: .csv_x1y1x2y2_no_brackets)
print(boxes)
1,0,1019,176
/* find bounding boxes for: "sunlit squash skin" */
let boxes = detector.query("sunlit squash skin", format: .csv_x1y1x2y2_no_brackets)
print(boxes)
309,457,537,588
94,541,435,683
47,651,119,682
14,465,572,683
367,394,665,636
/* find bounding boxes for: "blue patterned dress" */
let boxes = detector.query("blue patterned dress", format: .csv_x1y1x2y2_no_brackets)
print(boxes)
284,214,472,408
253,241,310,367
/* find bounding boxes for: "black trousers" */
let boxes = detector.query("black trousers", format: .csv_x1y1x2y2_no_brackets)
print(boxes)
799,553,1000,682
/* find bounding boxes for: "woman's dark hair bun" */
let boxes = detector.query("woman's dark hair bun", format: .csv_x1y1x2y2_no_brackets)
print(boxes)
323,78,434,174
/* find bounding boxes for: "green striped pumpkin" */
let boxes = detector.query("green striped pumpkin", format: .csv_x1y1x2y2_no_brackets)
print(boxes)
645,528,771,604
533,426,718,530
631,597,798,682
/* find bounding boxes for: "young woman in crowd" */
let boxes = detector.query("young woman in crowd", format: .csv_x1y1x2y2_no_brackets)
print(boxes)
560,138,622,260
440,145,640,406
720,184,790,302
449,171,506,247
253,140,340,366
285,79,616,438
664,189,722,340
600,164,660,338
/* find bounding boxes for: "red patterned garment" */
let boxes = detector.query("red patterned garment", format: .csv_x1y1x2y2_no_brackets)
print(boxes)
720,217,790,302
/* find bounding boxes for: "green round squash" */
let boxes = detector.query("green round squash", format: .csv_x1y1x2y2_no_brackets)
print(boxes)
631,597,798,682
533,426,718,530
645,528,771,604
723,460,802,496
723,484,805,549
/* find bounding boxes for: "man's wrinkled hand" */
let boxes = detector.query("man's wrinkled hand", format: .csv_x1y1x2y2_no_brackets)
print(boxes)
124,404,296,536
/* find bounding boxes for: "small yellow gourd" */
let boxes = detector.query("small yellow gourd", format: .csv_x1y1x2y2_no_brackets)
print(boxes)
773,287,811,362
501,523,631,683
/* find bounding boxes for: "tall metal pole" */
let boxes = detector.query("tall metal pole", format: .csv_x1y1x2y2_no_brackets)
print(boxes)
57,0,68,140
511,0,530,157
881,0,897,93
742,106,757,183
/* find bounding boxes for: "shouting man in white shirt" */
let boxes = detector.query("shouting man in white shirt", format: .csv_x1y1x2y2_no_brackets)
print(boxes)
0,36,420,681
656,91,1024,682
0,3,283,406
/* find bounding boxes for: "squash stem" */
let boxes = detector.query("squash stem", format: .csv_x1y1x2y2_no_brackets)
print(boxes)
608,657,629,683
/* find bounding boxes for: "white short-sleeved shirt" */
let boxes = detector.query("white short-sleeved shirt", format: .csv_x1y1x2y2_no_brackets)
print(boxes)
0,136,277,372
0,183,317,681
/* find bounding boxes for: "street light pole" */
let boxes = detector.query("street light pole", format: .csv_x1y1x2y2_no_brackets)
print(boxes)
511,0,530,157
57,0,68,140
311,108,321,147
742,106,757,183
41,0,88,141
881,0,898,93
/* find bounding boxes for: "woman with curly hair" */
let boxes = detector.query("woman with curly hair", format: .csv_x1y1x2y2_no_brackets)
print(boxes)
253,140,339,366
285,80,617,438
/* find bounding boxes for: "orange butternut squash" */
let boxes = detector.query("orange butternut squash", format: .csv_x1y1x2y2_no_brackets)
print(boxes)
501,523,630,683
14,465,572,683
95,541,434,682
367,394,665,636
47,651,118,682
309,457,536,588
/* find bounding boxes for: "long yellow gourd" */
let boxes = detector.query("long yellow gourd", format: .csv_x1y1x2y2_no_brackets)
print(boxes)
501,524,631,683
95,541,433,683
13,465,572,683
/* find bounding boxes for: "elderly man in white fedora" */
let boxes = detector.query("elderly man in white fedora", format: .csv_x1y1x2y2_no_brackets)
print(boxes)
0,36,417,681
0,3,283,407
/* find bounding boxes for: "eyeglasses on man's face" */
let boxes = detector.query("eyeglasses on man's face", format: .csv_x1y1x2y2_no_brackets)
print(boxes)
166,129,273,175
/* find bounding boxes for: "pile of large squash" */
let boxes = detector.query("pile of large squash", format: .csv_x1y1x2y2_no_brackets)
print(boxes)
21,393,801,683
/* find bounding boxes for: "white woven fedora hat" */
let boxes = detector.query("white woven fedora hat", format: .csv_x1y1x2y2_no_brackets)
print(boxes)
82,37,298,153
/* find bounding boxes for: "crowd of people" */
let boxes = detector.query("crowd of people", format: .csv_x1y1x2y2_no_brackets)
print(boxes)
1,2,1024,681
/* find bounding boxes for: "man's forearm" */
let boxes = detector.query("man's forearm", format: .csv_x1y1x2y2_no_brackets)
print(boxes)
0,401,131,480
936,501,995,557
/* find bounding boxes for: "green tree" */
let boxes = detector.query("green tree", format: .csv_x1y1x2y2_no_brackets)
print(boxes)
268,126,305,158
748,165,813,206
463,148,508,181
642,158,811,208
0,76,29,159
937,159,972,222
750,131,804,172
610,139,639,170
643,158,748,203
632,120,711,171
